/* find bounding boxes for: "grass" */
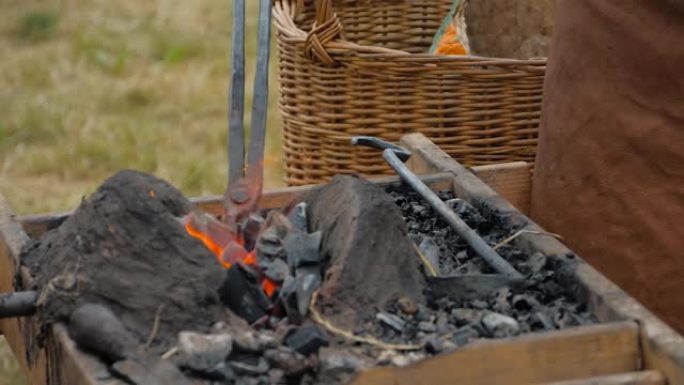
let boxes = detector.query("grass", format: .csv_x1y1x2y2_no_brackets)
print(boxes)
0,0,284,382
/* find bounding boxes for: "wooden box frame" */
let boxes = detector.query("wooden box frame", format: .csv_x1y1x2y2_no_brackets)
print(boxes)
1,133,682,385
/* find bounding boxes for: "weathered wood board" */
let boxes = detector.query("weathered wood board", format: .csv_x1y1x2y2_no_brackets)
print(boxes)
352,322,640,385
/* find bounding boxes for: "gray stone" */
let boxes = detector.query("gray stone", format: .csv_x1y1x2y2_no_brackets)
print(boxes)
177,332,233,371
482,312,520,337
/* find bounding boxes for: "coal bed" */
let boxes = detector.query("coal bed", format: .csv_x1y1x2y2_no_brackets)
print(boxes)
19,172,597,385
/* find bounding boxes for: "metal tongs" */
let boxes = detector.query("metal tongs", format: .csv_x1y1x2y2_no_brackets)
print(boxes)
223,0,272,231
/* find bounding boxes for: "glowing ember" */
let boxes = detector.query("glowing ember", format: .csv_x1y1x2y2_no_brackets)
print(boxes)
184,212,277,297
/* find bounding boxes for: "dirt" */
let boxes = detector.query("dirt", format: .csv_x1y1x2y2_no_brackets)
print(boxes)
304,175,426,329
21,170,227,352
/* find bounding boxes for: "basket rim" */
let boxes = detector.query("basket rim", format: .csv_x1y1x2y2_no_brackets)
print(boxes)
272,0,548,65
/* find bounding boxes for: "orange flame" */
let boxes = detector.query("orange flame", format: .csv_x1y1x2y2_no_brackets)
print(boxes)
185,213,277,297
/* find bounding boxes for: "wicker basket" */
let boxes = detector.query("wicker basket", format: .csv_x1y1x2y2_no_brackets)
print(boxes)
273,0,546,185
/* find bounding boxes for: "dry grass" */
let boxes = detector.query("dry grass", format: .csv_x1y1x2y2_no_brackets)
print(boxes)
0,0,284,382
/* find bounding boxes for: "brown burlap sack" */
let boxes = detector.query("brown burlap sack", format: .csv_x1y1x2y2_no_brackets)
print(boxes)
532,1,684,332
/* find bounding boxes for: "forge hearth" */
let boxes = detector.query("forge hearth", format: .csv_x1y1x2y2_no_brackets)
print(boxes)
16,167,599,385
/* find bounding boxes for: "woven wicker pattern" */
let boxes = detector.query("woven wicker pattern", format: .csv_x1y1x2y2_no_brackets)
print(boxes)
274,0,546,185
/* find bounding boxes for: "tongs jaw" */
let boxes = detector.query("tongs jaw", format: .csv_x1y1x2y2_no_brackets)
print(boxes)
224,0,272,230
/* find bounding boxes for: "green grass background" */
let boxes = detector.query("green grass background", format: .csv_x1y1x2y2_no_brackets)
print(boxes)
0,1,283,382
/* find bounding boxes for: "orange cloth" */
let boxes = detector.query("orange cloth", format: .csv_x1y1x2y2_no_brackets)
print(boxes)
434,24,468,56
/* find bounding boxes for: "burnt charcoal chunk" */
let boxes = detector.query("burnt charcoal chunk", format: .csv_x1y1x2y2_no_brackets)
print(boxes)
296,266,322,317
284,231,323,268
263,347,313,376
263,258,290,283
287,202,309,232
219,264,272,324
284,325,329,356
229,355,270,376
376,312,406,332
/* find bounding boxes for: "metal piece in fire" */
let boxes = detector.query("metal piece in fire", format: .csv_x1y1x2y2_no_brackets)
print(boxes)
0,290,37,319
224,0,272,229
351,136,523,280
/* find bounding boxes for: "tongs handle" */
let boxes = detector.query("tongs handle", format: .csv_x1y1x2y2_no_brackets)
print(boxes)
225,0,272,226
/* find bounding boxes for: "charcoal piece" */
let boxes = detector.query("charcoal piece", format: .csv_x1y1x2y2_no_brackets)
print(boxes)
284,231,322,268
482,312,520,337
512,294,541,312
287,202,308,232
529,252,548,274
305,176,426,328
296,266,322,317
68,303,138,363
424,336,443,354
220,264,272,324
376,312,406,332
229,356,270,376
177,332,232,372
490,287,512,313
278,276,303,324
418,237,441,275
451,325,480,346
418,321,437,333
426,275,516,302
450,308,487,326
22,170,226,351
264,258,290,283
183,362,236,382
318,347,372,375
241,214,265,252
284,325,329,356
530,311,555,331
263,347,313,376
255,212,291,267
268,369,285,384
445,198,486,229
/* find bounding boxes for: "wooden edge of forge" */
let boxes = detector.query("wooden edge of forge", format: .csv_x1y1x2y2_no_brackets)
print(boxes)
16,161,531,239
399,132,684,384
539,370,665,385
351,321,640,385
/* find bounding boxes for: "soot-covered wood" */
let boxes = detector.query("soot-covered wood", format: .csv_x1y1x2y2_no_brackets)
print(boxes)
305,176,425,328
21,170,226,350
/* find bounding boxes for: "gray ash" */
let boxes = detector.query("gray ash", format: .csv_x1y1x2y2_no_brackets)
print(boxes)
353,185,598,351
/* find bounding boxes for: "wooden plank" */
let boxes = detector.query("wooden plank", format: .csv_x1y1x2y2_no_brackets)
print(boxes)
539,370,665,385
351,322,640,385
18,172,455,238
469,162,532,215
400,132,684,384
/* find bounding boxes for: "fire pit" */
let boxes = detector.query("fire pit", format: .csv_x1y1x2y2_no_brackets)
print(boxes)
1,134,684,385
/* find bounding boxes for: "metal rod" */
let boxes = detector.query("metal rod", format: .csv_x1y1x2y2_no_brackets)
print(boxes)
0,291,37,319
246,0,272,179
351,136,523,280
383,150,523,280
228,0,246,185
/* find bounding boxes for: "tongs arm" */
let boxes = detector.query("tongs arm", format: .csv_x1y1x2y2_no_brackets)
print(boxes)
224,0,272,229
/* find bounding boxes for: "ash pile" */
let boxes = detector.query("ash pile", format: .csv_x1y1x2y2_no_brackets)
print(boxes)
20,171,596,385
